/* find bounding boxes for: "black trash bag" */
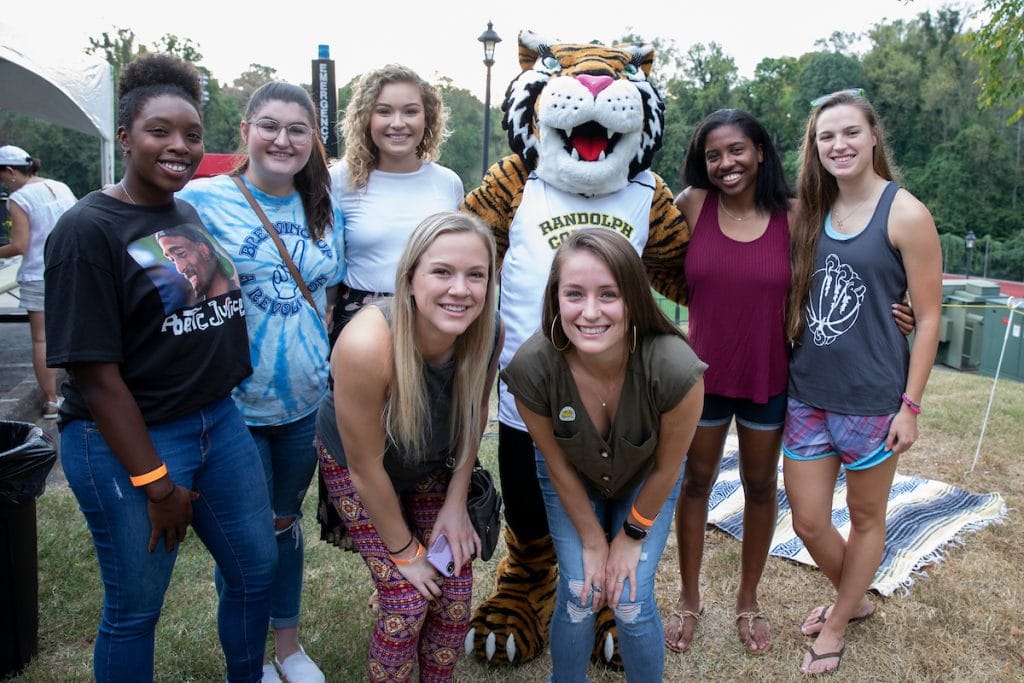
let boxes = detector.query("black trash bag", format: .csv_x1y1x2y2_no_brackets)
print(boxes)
0,422,57,506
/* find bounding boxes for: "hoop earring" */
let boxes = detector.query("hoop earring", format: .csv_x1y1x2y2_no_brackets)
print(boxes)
629,325,637,354
551,317,570,352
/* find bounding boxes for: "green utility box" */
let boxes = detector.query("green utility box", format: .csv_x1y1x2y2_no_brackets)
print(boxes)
937,279,999,370
979,296,1024,382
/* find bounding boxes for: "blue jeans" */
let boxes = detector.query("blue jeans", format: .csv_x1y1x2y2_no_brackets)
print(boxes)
246,410,318,629
62,396,276,683
536,451,683,683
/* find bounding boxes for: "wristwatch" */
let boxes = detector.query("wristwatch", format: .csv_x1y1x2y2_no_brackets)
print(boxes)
622,519,648,540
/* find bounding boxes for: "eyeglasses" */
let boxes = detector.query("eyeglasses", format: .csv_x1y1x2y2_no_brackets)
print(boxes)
248,118,314,145
810,88,866,109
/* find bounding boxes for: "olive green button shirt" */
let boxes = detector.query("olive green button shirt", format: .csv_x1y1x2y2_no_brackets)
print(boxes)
502,331,706,499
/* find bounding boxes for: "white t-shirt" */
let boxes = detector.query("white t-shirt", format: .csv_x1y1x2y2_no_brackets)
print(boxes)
8,179,77,282
329,161,464,293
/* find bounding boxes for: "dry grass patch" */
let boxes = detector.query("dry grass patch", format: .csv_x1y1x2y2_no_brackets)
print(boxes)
11,367,1024,681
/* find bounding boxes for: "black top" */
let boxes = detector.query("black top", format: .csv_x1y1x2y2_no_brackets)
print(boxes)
44,190,252,424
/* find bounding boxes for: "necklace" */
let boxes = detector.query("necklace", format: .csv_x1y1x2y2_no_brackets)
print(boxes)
832,196,871,228
119,180,137,205
576,359,626,408
719,200,754,222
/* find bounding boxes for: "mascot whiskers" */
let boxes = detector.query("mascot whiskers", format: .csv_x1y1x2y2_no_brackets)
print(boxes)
462,30,690,668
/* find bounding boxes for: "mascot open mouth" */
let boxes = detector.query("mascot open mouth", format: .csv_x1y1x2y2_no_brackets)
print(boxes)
560,121,622,162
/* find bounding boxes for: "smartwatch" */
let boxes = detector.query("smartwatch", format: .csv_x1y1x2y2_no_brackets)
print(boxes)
622,519,648,540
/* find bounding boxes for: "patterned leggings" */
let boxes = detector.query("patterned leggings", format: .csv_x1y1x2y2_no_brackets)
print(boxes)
316,439,472,681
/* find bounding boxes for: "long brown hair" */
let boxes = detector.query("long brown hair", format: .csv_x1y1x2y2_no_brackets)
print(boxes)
541,229,686,352
786,90,900,344
233,81,334,240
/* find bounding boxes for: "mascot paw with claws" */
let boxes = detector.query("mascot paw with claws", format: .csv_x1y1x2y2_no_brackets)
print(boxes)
462,29,688,669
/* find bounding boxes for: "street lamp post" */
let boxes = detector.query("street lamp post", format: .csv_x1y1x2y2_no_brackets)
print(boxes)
965,230,976,279
478,21,501,179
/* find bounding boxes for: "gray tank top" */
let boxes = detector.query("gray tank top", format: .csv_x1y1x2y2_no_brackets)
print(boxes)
788,182,909,415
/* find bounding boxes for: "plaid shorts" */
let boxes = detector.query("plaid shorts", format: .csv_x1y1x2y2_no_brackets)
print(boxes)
782,397,896,471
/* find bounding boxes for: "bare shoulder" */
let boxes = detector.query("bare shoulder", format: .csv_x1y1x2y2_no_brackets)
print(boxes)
889,188,938,247
331,306,393,382
673,186,707,226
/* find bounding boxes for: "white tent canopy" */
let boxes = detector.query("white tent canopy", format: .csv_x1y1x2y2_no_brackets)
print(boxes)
0,25,114,185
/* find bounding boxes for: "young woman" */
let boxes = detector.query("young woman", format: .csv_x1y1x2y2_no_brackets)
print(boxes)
44,53,276,682
502,229,705,681
316,211,502,681
318,63,464,545
784,90,941,675
666,109,916,656
0,144,76,418
666,109,793,655
178,80,345,683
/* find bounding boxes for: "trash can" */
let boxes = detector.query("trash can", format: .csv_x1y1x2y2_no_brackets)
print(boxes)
0,421,57,678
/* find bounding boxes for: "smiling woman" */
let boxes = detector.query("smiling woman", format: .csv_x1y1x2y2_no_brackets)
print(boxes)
42,52,277,682
314,210,503,680
176,79,345,683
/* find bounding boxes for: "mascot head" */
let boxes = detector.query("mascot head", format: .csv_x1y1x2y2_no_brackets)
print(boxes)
502,30,666,197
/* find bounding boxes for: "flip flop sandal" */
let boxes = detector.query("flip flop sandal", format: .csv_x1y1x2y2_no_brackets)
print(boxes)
801,605,874,636
665,605,704,653
801,643,845,676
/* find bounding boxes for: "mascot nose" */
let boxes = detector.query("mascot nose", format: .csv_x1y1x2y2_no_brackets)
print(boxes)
576,74,614,98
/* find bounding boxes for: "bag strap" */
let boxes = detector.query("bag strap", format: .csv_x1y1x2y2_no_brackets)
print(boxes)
231,175,318,313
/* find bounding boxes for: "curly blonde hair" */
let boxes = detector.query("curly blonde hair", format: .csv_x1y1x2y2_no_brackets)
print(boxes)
340,64,449,189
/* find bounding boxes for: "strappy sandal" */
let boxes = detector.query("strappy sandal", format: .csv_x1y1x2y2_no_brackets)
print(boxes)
735,610,772,654
665,605,704,653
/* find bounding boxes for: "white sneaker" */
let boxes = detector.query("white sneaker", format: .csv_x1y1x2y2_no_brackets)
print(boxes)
275,645,325,683
261,662,283,682
42,400,61,420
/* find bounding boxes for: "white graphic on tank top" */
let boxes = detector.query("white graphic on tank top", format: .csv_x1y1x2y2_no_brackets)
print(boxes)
807,253,865,346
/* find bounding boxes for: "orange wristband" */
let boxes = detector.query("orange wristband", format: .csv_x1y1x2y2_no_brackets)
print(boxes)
631,503,656,529
390,541,424,566
130,463,168,487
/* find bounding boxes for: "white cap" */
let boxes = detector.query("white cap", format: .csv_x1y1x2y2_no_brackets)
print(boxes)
0,145,33,167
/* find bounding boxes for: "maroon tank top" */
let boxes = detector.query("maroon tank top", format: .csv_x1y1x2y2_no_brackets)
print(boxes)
683,191,790,402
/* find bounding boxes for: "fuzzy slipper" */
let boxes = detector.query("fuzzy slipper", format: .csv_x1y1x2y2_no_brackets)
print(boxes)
800,642,845,676
664,605,704,653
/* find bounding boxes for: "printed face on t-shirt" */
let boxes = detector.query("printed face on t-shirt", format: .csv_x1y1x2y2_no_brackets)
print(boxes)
129,224,241,317
157,234,231,300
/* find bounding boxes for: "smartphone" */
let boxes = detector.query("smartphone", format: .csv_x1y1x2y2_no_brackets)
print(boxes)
427,533,456,577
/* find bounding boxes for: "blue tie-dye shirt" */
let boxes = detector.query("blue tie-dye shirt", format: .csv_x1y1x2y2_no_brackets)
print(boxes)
179,174,346,426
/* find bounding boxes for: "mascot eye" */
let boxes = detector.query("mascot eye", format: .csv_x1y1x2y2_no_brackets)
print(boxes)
541,56,562,72
623,64,638,76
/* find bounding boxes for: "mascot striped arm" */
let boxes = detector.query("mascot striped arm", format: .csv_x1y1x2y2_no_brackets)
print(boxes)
461,30,690,667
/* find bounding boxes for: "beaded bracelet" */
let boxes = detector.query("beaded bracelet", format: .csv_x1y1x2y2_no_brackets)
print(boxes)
630,503,656,529
391,541,424,566
130,463,168,487
901,393,922,415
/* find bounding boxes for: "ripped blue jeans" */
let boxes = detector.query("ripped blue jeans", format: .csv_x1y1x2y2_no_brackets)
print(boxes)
535,451,682,682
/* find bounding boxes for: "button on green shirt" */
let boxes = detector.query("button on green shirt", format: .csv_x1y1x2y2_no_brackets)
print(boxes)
502,331,706,499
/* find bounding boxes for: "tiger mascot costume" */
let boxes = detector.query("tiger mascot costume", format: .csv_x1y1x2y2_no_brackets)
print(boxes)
462,30,690,667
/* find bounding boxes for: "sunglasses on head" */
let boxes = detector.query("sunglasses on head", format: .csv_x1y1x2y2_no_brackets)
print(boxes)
810,88,866,109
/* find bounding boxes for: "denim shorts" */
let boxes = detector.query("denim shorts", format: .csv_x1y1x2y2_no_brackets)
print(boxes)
698,391,787,431
782,397,896,470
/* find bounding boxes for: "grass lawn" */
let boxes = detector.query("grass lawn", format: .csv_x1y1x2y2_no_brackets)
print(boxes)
9,366,1024,681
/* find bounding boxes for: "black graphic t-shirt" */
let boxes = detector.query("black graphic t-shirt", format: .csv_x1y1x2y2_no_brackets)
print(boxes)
45,190,251,424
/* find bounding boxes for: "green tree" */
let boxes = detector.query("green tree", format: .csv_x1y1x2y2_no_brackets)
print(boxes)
967,0,1024,124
